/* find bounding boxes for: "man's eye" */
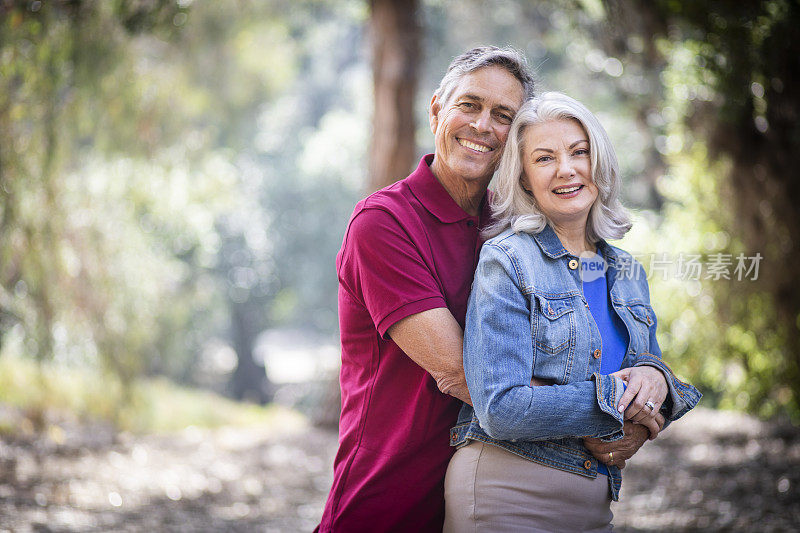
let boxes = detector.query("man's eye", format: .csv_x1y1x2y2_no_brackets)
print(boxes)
497,113,512,123
460,102,475,109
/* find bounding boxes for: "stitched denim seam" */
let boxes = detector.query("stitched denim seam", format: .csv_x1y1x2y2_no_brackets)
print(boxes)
462,435,596,478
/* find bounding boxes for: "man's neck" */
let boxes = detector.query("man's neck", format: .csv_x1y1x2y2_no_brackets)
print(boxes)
429,158,488,217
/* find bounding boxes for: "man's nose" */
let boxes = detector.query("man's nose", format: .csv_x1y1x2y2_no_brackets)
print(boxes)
470,110,492,132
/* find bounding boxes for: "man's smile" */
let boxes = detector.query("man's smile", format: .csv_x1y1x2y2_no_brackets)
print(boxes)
457,137,493,153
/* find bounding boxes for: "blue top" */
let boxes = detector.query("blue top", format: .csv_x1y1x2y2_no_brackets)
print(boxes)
582,251,629,475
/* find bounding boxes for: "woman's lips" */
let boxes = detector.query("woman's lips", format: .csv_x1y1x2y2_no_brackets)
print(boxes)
552,184,584,198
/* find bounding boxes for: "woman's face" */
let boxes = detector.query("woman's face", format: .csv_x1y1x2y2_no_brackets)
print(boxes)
521,119,598,229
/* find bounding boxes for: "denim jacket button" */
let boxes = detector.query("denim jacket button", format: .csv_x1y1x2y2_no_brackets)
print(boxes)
593,349,601,359
583,460,592,470
568,259,579,270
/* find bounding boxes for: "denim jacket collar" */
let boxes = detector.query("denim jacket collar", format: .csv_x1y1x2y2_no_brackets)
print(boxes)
596,239,622,268
531,224,570,258
532,225,622,266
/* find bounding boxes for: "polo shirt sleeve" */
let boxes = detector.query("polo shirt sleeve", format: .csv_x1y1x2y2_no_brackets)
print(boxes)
338,208,447,338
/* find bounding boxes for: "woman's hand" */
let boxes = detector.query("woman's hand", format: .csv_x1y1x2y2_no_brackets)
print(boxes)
610,366,668,440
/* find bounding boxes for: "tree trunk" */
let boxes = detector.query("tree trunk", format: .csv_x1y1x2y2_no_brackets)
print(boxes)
228,300,273,404
311,0,421,428
367,0,420,191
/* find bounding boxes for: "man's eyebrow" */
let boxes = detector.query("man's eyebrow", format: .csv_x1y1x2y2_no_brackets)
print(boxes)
459,94,518,114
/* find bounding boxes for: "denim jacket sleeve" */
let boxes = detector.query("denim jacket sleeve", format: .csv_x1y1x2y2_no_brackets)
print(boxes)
464,243,626,442
626,261,702,424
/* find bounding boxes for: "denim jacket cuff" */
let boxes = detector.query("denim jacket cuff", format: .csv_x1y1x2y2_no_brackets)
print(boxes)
593,373,626,442
634,354,702,424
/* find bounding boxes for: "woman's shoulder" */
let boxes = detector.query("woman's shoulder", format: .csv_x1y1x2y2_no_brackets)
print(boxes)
483,228,538,254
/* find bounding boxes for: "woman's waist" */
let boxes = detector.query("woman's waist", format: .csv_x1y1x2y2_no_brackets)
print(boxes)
450,411,623,499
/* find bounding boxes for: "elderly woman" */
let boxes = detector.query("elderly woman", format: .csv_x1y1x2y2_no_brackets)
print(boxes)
444,92,701,532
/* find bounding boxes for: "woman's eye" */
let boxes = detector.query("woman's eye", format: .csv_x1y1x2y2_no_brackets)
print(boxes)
575,148,590,156
536,155,552,163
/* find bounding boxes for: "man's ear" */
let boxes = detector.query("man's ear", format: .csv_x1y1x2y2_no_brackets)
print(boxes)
428,93,440,134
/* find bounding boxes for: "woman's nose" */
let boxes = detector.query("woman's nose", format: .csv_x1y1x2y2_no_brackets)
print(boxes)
557,156,576,179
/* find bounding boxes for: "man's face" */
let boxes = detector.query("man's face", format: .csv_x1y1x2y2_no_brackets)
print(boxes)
429,66,525,186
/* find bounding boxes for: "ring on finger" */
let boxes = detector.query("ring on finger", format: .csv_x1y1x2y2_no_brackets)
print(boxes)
608,451,613,464
644,400,656,411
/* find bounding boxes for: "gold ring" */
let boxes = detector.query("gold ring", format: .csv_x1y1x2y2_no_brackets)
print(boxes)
609,451,613,464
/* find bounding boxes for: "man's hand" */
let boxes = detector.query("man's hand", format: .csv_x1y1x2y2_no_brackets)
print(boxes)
583,412,665,469
387,308,472,405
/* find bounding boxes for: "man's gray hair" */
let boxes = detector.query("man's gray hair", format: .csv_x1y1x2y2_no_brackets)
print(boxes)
434,46,536,106
485,91,632,242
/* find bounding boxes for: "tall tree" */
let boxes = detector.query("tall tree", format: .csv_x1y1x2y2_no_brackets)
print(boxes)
367,0,420,191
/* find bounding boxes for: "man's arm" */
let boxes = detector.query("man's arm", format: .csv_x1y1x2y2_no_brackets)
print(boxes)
387,307,472,405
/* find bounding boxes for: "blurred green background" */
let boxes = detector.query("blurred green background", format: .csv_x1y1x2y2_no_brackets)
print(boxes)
1,0,799,435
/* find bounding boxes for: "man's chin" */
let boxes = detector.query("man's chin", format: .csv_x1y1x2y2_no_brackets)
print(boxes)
456,163,496,184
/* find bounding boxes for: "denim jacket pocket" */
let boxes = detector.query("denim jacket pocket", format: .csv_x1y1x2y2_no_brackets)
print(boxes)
625,302,654,352
533,294,575,383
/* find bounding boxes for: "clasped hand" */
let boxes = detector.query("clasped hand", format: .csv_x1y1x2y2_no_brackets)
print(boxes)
583,366,668,469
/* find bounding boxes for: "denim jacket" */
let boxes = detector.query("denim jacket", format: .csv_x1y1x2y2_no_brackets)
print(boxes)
450,225,702,500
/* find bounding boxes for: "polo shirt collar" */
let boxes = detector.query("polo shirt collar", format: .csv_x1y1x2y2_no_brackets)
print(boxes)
407,154,484,223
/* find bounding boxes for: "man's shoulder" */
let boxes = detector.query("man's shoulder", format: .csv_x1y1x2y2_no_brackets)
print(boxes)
346,176,425,234
356,176,415,215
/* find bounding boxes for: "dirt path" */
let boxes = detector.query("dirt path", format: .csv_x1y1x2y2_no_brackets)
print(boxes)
1,407,798,532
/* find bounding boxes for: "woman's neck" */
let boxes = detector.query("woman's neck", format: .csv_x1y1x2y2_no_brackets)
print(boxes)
552,223,595,256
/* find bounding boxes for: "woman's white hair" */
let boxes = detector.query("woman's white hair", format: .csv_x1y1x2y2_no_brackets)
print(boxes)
485,92,632,242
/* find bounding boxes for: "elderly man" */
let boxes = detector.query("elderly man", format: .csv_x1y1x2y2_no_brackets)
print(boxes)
316,46,652,532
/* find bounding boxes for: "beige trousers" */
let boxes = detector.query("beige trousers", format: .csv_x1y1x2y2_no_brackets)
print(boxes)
443,441,613,533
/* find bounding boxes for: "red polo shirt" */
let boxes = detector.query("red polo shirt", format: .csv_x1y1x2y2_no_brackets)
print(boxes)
317,155,489,532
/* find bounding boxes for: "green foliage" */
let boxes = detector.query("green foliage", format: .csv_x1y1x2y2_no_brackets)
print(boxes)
0,0,365,398
3,0,796,423
605,0,800,420
0,352,304,434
